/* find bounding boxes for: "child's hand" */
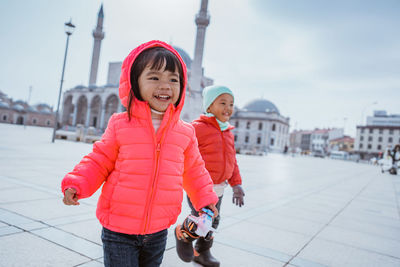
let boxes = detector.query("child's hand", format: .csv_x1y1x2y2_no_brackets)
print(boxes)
63,188,80,205
201,204,218,218
232,185,245,207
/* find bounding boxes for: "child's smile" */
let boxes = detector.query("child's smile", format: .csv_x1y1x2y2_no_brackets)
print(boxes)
138,63,180,113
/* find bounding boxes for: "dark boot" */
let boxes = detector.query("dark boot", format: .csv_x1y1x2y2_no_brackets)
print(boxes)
193,238,220,267
174,226,194,262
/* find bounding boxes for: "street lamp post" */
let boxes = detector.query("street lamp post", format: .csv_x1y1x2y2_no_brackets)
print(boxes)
52,20,75,143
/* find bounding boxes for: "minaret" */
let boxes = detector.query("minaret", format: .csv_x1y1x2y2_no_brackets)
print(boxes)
190,0,210,93
88,4,105,86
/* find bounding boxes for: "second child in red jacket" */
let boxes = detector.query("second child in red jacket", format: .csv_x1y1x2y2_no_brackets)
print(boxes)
175,85,245,267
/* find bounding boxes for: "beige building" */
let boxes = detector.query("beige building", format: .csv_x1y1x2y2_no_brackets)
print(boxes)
355,110,400,159
230,99,290,154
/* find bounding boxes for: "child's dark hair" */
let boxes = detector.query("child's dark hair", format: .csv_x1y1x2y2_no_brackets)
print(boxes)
127,47,185,120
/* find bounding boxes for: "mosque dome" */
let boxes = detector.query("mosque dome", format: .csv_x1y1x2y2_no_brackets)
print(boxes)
12,104,25,111
74,85,86,90
243,99,280,115
173,46,192,69
0,101,10,108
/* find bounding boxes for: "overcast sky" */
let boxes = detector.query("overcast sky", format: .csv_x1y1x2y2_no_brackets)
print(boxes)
0,0,399,136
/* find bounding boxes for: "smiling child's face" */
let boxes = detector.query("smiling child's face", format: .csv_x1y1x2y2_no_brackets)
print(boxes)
207,93,234,122
138,61,180,113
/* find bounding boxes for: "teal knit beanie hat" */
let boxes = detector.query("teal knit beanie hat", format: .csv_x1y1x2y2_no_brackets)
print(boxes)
202,85,234,112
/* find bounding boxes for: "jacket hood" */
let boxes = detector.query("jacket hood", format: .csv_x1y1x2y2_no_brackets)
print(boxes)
118,40,188,116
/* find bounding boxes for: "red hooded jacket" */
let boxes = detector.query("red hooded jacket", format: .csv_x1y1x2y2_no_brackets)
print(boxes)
191,115,242,187
61,40,218,235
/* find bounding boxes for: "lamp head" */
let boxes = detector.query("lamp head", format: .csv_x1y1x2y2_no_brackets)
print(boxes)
64,20,75,35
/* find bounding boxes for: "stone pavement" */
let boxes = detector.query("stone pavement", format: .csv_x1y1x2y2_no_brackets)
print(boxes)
1,124,400,267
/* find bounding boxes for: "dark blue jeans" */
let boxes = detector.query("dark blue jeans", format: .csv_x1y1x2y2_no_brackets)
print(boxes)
101,227,168,267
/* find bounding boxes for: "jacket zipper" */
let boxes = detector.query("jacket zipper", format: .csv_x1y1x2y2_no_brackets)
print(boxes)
220,131,226,181
142,109,172,233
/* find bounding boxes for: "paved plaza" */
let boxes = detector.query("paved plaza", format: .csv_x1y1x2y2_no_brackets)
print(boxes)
0,124,400,267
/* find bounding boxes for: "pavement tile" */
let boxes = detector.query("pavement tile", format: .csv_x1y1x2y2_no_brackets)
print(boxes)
44,213,95,227
272,205,335,224
217,221,311,257
330,215,400,241
0,232,89,266
57,219,103,245
75,260,104,267
0,207,48,231
318,225,400,258
32,227,103,259
162,241,287,267
0,197,95,221
247,210,325,236
0,225,23,236
0,186,55,204
295,237,400,267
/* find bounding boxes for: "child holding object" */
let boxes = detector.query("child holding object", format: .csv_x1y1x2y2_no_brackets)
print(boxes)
175,85,245,267
61,40,218,267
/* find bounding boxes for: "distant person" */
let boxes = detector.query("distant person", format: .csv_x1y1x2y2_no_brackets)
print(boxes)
61,40,218,267
391,144,400,164
175,85,245,267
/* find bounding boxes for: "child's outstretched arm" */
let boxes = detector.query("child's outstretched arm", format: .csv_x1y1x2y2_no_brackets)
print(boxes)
183,129,218,213
61,114,120,200
229,157,245,207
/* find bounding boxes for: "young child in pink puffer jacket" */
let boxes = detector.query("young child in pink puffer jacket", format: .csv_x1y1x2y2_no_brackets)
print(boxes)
61,40,218,267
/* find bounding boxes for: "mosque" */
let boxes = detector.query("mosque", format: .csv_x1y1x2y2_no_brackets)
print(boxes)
57,1,212,138
56,1,290,153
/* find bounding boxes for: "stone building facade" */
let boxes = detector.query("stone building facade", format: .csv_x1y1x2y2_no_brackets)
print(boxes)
230,99,290,153
355,110,400,159
0,91,55,127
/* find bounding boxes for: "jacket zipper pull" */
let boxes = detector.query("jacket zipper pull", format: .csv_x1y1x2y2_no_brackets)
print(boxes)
156,143,161,152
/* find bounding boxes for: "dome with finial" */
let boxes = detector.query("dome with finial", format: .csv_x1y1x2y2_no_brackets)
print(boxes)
243,99,280,115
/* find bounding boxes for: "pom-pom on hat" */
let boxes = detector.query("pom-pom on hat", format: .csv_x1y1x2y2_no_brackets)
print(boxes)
202,85,234,112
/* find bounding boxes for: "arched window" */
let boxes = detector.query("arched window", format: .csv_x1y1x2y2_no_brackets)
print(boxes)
272,124,276,131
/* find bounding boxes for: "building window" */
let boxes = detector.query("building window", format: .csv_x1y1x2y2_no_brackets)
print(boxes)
32,118,37,124
388,137,393,143
270,138,274,146
234,135,237,142
361,129,364,134
389,129,393,134
367,144,372,149
258,122,262,130
257,137,261,144
369,128,373,133
246,122,250,129
379,129,383,134
359,144,363,149
368,136,372,141
235,121,239,128
378,136,382,142
272,124,276,131
245,136,249,143
360,136,364,141
377,145,382,150
2,115,7,121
